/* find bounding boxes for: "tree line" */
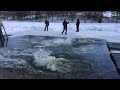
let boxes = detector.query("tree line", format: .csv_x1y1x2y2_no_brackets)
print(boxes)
0,11,120,22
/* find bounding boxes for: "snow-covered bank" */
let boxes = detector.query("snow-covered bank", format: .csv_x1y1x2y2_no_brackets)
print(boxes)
2,21,120,43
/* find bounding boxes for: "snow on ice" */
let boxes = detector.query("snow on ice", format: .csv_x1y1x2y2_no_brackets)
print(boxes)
2,20,120,43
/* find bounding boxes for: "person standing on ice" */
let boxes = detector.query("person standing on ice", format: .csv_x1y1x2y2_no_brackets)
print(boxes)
44,18,49,31
76,19,80,32
0,20,6,46
61,19,69,35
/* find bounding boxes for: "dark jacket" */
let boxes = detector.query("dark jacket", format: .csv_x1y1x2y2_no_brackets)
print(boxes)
45,20,49,26
76,20,80,26
63,21,69,27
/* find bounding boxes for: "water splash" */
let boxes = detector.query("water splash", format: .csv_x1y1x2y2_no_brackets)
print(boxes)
33,48,71,73
41,38,72,47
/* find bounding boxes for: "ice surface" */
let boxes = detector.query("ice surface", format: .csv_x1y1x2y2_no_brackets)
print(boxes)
2,21,120,43
110,50,120,53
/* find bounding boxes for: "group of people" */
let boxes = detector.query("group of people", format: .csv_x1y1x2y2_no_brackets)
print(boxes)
0,19,80,46
44,18,80,35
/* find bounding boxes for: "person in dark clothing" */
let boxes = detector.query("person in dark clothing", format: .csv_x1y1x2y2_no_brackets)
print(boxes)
76,19,80,32
44,19,49,31
0,21,5,46
61,19,69,35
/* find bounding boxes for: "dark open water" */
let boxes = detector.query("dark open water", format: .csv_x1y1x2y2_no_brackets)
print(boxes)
0,35,119,79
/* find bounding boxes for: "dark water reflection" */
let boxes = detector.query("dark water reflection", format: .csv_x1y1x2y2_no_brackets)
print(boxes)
0,35,119,79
